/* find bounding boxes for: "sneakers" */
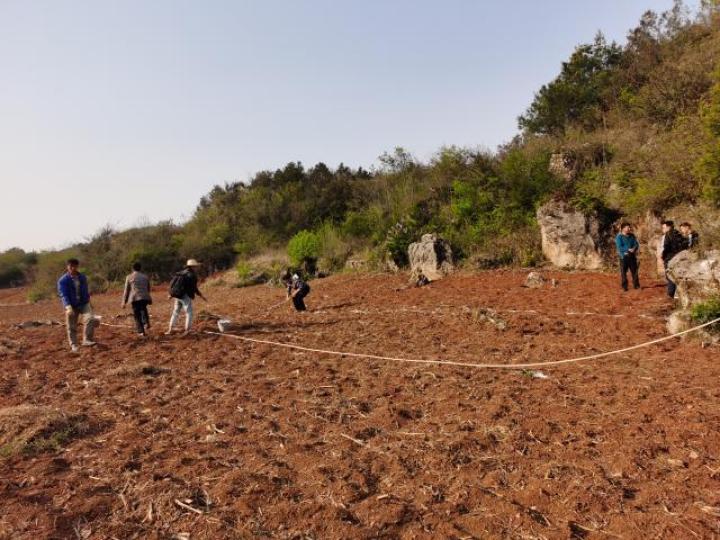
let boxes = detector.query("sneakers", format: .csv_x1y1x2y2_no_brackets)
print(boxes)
71,344,79,353
164,330,173,335
82,341,97,347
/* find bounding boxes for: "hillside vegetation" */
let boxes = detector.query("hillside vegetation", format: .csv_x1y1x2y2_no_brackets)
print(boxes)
3,0,719,299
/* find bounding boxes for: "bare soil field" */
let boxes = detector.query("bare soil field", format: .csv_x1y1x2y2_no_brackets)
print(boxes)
1,269,719,539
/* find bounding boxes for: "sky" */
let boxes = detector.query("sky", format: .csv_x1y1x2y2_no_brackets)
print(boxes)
0,0,683,252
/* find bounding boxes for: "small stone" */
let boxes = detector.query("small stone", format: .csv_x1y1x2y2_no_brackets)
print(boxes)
525,272,545,288
689,450,699,460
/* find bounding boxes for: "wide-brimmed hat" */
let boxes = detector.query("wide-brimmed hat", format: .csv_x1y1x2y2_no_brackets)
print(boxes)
186,259,201,267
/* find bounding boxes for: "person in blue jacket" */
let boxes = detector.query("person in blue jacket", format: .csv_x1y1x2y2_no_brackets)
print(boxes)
615,222,640,292
57,258,97,352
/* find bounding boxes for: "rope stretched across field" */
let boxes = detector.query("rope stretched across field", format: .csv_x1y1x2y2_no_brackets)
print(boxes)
205,315,720,370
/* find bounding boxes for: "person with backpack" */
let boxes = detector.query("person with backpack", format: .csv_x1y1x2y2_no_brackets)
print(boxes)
166,259,207,335
283,272,310,311
661,220,686,299
122,262,153,336
57,258,97,352
615,222,640,292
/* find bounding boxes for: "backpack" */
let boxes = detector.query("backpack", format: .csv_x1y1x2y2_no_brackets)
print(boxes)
169,271,187,299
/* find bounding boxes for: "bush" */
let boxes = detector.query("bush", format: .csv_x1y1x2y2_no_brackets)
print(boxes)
317,223,353,272
287,230,321,271
690,297,720,329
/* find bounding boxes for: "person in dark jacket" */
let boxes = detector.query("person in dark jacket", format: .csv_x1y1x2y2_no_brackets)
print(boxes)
166,259,207,335
284,272,310,311
57,258,97,352
661,220,686,299
615,222,640,291
122,262,153,336
680,222,699,249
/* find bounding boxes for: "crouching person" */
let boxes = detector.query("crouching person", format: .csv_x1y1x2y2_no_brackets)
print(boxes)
122,262,152,336
57,258,97,353
285,272,310,311
166,259,207,335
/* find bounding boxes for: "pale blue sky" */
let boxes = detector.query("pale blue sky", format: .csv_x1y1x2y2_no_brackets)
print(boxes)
1,0,681,251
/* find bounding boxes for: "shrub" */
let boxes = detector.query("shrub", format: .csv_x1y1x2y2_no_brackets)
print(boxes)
317,223,352,272
690,297,720,330
287,230,321,271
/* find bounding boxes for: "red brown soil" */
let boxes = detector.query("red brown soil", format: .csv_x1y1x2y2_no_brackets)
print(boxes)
1,269,719,539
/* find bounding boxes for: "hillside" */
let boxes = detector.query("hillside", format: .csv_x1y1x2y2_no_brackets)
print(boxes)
1,1,719,299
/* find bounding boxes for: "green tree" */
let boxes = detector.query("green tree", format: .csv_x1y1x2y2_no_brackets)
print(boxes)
519,33,622,135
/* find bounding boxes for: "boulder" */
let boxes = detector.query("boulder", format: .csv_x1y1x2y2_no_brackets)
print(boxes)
666,250,720,309
524,272,545,288
408,233,454,282
536,200,605,270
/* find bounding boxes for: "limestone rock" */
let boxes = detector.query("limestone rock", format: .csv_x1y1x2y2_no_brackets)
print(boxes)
536,200,605,270
667,310,692,335
408,233,454,282
524,272,545,288
666,250,720,309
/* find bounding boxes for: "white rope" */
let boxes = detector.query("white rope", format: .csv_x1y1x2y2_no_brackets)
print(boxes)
204,316,720,370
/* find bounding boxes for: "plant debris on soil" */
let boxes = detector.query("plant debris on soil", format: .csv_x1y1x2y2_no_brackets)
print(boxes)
0,269,719,539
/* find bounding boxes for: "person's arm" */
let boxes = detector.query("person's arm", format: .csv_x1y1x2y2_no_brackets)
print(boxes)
630,236,639,253
58,277,71,308
615,235,624,257
122,276,130,306
194,277,207,301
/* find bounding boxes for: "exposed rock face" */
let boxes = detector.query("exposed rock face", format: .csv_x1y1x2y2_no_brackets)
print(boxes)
408,233,454,282
536,201,605,270
549,153,575,182
665,251,720,339
666,250,720,309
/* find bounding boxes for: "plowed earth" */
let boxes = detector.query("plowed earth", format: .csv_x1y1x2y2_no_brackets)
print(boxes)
1,269,719,539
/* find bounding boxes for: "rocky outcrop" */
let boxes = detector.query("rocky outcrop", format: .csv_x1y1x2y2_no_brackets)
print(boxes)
408,234,454,282
549,153,576,182
666,250,720,309
536,201,605,270
665,250,720,339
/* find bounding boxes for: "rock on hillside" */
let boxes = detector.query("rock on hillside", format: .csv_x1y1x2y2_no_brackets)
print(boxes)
667,250,720,310
536,200,605,270
408,233,454,282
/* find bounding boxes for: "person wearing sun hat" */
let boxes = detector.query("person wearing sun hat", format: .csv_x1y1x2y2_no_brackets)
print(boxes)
166,259,207,335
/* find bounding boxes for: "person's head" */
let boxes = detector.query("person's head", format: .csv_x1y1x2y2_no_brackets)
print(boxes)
680,222,692,234
66,258,80,275
185,259,201,272
132,262,142,272
661,220,675,233
620,222,632,235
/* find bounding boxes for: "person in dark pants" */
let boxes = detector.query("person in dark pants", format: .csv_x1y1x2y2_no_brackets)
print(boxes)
615,222,640,291
122,262,153,336
285,273,310,311
661,220,686,299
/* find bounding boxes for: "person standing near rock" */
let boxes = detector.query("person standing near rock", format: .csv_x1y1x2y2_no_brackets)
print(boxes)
615,222,640,291
680,222,699,249
166,259,207,335
57,258,97,353
122,262,153,337
661,220,686,299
